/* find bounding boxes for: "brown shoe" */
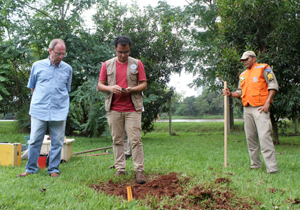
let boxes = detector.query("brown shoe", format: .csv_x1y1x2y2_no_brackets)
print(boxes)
16,172,30,177
50,172,59,177
135,171,146,184
114,171,126,176
108,165,116,169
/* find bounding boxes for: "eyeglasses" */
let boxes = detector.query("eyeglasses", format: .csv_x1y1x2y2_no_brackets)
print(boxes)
115,49,130,55
52,50,67,57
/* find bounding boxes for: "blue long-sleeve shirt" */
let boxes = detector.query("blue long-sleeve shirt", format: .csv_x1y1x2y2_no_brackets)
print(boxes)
27,57,73,121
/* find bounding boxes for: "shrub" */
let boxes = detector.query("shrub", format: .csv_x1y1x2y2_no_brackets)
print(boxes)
67,78,107,137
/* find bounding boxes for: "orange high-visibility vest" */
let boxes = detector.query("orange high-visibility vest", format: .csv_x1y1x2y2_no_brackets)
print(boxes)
239,63,272,107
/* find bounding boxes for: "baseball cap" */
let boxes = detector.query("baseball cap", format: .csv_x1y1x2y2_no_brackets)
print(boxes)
239,51,256,61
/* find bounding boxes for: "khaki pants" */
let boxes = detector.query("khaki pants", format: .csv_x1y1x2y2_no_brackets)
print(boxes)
107,110,144,172
244,106,278,172
123,131,132,156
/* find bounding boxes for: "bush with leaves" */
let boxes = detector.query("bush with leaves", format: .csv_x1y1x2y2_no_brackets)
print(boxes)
67,78,107,137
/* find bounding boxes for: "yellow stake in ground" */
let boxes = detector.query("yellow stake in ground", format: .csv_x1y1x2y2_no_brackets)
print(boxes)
127,186,133,202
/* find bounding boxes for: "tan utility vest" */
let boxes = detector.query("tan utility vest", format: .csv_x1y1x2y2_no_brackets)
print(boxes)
104,56,143,111
239,63,271,107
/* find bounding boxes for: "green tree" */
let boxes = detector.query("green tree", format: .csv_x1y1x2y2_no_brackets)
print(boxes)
0,73,10,101
185,0,300,143
195,96,209,116
1,0,187,135
194,88,224,116
174,96,198,116
0,0,110,134
68,78,107,137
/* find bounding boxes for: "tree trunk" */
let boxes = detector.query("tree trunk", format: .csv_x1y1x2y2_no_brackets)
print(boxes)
169,99,172,136
272,122,279,145
14,66,22,108
270,111,279,145
294,118,298,134
229,97,234,128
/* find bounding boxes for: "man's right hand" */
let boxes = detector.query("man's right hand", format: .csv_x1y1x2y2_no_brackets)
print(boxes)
222,88,231,97
110,85,122,94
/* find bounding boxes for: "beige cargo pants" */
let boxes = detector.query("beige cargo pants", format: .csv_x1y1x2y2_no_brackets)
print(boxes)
123,131,132,156
106,110,144,172
244,106,278,173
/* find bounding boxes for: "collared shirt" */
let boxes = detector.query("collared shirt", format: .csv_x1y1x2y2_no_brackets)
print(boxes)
27,57,73,121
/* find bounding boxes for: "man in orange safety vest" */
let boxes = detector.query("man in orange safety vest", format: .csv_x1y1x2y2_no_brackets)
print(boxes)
223,50,279,174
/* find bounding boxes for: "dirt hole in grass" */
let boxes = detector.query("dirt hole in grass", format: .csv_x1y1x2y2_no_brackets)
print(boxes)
90,172,258,209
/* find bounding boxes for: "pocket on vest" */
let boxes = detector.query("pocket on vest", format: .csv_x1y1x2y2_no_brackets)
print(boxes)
132,92,142,99
251,88,267,105
129,70,138,83
107,70,114,84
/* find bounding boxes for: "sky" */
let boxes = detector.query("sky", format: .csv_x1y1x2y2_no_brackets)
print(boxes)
133,0,199,97
121,0,199,97
83,0,199,97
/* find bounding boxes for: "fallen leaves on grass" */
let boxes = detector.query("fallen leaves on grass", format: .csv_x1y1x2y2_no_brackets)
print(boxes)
293,198,300,204
269,188,278,193
254,197,263,206
285,198,300,205
215,177,230,184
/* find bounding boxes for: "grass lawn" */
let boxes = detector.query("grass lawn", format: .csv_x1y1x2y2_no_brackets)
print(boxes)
159,114,226,120
0,121,300,209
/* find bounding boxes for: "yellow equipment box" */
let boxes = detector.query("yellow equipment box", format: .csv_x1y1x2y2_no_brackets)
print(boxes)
0,143,22,166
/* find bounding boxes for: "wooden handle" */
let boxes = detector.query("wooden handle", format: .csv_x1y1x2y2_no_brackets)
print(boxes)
224,81,228,168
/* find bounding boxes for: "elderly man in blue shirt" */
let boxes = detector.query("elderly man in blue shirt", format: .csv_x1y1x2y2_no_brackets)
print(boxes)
17,39,72,178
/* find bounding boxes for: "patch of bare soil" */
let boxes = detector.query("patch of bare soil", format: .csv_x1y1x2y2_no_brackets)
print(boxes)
90,172,258,209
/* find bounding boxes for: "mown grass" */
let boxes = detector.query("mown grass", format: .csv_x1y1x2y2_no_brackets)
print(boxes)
0,121,300,209
159,114,225,120
153,121,244,133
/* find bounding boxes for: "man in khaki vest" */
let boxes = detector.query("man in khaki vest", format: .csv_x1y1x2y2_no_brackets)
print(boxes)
223,50,279,174
97,36,147,184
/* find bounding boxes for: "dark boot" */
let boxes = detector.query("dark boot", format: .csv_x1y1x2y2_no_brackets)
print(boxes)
135,171,146,184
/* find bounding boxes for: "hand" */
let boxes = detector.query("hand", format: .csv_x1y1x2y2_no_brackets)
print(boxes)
122,87,132,93
258,103,270,113
222,88,231,97
121,87,129,93
110,85,122,94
